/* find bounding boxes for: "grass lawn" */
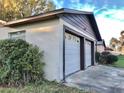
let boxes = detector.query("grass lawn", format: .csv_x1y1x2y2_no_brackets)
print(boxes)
0,81,89,93
112,55,124,68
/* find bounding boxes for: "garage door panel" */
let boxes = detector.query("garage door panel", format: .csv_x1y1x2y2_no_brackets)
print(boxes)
65,59,80,63
65,52,80,54
65,32,80,76
85,40,92,68
65,55,80,61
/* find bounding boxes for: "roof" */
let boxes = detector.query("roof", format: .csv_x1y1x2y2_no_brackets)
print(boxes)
4,8,102,41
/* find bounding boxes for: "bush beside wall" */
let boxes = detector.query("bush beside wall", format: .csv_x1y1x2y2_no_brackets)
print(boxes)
95,52,100,63
0,39,44,86
96,51,118,64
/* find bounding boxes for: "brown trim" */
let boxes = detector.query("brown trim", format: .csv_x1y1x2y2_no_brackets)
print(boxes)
63,26,66,81
84,38,86,69
6,17,59,27
80,37,85,70
91,41,95,65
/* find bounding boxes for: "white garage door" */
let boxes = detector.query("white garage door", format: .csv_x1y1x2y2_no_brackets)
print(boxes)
65,32,80,76
85,40,92,68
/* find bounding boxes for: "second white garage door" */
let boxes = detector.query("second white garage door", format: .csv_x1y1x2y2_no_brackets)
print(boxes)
85,40,92,68
65,32,80,76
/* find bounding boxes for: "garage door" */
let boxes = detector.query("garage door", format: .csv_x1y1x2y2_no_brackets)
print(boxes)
65,32,80,76
85,40,92,68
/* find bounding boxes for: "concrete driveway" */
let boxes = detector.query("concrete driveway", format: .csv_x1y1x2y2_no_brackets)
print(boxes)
66,65,124,93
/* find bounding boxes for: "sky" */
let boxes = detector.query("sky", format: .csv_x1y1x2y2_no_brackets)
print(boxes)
52,0,124,45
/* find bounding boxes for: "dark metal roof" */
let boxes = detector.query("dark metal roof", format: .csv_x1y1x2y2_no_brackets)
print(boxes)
97,39,106,48
87,15,102,41
103,40,106,48
4,8,102,41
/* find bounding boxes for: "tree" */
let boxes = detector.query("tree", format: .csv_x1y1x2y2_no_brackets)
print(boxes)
109,31,124,53
110,37,119,51
0,0,56,21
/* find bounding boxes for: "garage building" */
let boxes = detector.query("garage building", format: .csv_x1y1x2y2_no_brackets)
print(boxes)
0,8,102,82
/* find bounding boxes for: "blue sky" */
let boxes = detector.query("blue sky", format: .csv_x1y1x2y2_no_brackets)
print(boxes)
52,0,124,45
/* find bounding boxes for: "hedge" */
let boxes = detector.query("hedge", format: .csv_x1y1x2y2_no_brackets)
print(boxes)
96,51,118,64
0,39,44,86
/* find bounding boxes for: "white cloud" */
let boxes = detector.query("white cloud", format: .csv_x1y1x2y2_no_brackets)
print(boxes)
78,3,95,11
106,9,124,21
95,8,124,45
96,14,124,46
67,3,95,12
77,4,124,46
96,8,124,21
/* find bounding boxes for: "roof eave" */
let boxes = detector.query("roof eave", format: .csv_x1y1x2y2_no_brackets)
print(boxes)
4,9,65,27
5,15,59,27
87,14,102,41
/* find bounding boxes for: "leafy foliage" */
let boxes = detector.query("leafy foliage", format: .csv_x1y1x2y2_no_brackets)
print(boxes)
0,0,56,21
110,31,124,53
112,55,124,68
0,81,89,93
0,39,44,86
95,52,100,63
96,51,118,64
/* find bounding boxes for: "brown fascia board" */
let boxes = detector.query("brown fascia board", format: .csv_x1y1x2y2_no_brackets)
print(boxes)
5,15,59,27
5,9,64,27
5,8,93,27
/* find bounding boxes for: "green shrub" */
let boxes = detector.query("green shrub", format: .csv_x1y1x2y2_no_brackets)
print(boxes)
0,39,44,86
97,51,118,64
107,55,118,64
95,52,100,63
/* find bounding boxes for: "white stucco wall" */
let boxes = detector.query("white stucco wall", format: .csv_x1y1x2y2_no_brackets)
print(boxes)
97,45,105,53
0,19,63,81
